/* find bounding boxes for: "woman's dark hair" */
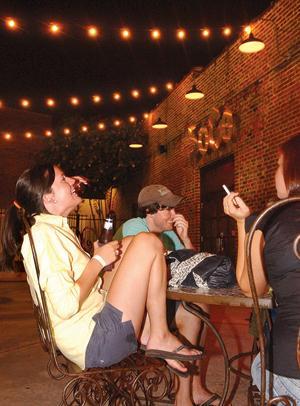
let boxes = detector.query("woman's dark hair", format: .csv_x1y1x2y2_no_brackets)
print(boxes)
279,134,300,196
1,164,55,270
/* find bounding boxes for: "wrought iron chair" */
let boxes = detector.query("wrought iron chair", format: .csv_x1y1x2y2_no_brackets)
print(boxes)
21,213,175,405
246,197,300,406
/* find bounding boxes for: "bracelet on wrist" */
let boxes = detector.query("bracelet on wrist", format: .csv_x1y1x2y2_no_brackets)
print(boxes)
92,255,106,268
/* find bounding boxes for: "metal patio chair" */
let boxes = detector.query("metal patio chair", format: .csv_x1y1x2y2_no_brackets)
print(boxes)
246,197,300,406
21,213,175,405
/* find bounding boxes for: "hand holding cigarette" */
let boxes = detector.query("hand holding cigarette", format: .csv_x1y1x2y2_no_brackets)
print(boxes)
222,184,240,208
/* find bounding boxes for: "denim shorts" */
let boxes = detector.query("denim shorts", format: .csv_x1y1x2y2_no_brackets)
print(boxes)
251,353,300,405
85,302,138,368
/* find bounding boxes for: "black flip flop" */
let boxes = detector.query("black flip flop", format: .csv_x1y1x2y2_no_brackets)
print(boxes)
145,344,203,362
140,343,190,377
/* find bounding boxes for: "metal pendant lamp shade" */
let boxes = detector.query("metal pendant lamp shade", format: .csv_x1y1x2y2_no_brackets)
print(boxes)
239,32,265,53
185,84,204,100
152,117,168,129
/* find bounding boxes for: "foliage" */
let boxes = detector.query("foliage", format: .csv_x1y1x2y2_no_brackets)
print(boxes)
38,121,148,199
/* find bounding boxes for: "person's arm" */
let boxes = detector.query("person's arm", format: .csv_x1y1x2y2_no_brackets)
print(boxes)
172,213,194,249
223,193,268,297
31,227,119,318
76,240,119,305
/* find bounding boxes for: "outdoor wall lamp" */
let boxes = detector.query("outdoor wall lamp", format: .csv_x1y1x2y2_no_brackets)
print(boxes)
129,141,143,148
185,84,204,100
239,32,265,53
239,18,284,55
152,117,168,129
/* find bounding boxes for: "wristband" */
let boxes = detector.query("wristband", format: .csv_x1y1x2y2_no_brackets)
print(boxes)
92,255,106,268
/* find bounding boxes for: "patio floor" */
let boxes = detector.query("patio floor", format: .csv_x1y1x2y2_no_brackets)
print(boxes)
0,280,254,405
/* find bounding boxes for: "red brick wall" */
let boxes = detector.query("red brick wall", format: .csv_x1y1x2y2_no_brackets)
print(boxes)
113,0,300,248
0,108,52,207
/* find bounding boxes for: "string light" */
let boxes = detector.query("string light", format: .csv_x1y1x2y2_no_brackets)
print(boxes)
113,92,121,101
70,96,79,106
223,27,232,36
131,89,140,98
46,98,56,107
5,17,18,30
20,99,30,108
120,28,131,40
49,22,62,35
149,86,157,95
63,127,71,135
4,132,12,140
176,29,186,40
92,94,101,103
0,111,156,139
87,25,99,38
150,29,161,40
201,28,210,38
97,122,105,130
244,25,252,34
2,19,258,42
166,82,173,91
2,81,175,110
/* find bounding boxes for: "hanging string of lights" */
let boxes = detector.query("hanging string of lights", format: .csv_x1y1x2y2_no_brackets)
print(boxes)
0,113,151,141
1,16,253,41
0,82,174,111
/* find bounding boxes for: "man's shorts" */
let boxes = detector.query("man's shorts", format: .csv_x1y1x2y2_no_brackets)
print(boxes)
85,302,138,368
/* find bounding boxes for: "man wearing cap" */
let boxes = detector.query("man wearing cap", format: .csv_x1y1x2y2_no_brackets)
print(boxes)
114,184,193,252
113,185,218,406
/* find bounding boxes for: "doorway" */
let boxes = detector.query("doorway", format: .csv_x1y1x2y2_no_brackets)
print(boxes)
200,156,236,260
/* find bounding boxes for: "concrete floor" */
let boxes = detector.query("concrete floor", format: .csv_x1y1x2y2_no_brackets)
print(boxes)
0,281,254,405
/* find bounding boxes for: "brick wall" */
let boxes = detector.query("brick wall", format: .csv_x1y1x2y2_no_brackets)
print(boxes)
0,108,52,207
113,0,300,248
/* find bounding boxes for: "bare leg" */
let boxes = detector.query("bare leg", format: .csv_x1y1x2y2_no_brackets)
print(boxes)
174,304,218,405
106,233,200,372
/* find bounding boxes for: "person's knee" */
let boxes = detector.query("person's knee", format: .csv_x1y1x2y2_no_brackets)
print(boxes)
132,232,164,252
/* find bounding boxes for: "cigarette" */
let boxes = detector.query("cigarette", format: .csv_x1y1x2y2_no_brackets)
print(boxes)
222,184,231,195
222,184,240,208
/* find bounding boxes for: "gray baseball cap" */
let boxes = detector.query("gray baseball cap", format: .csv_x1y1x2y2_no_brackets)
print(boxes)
138,184,184,208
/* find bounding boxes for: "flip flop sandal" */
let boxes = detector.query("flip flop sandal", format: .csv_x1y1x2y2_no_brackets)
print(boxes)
139,343,147,352
195,393,221,406
145,344,203,362
140,343,190,377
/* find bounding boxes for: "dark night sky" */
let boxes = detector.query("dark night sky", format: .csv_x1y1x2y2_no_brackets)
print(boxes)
0,0,273,123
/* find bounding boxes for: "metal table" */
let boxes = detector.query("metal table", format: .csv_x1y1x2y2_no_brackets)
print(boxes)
167,285,273,405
